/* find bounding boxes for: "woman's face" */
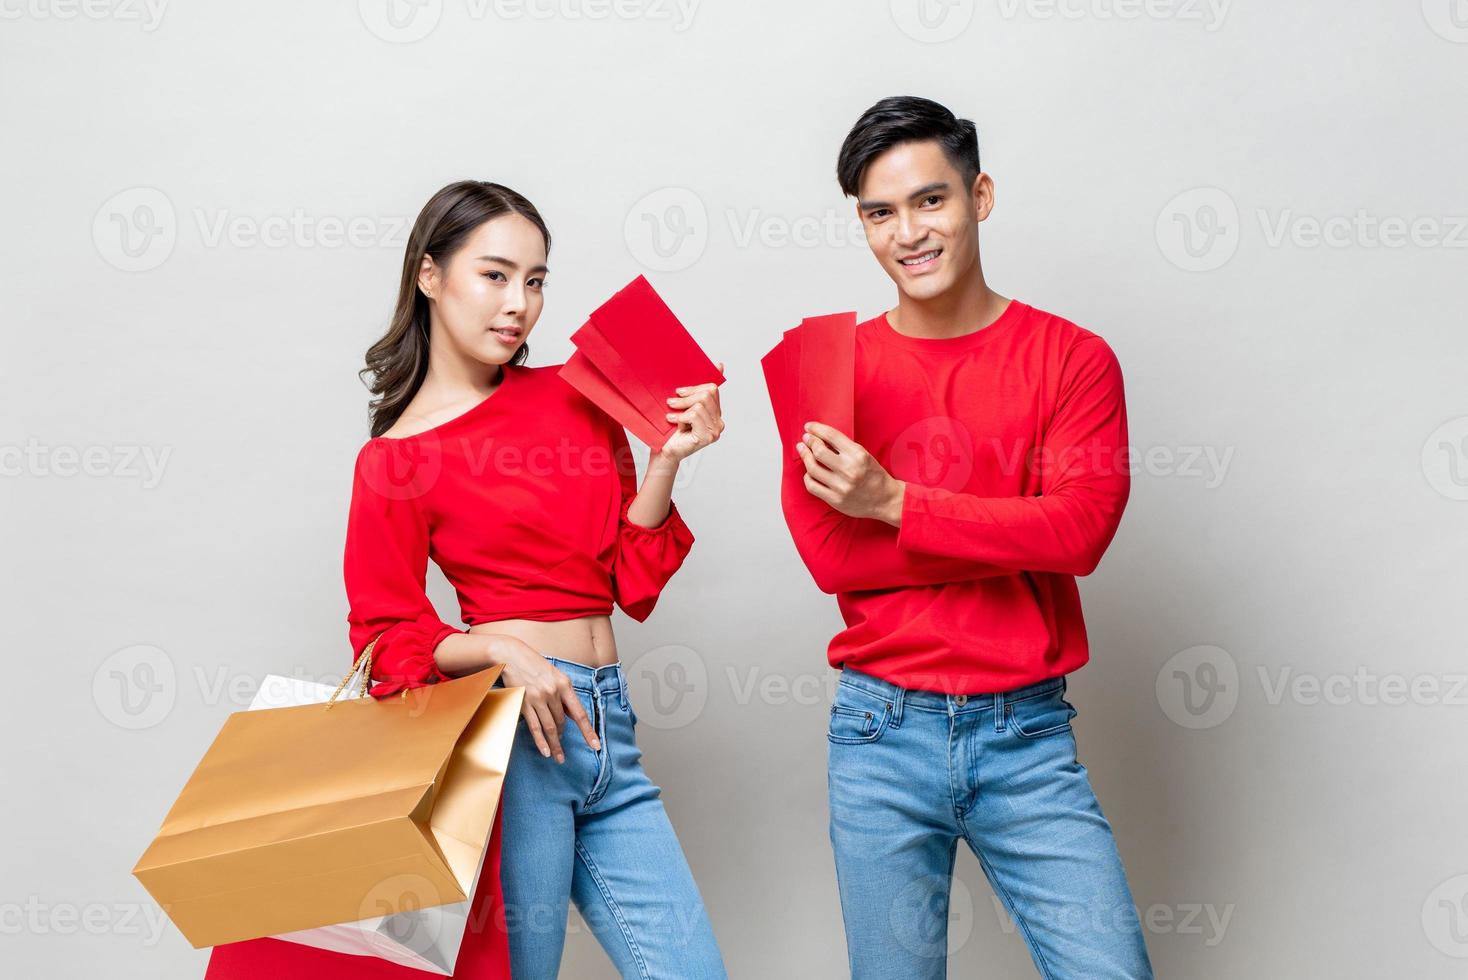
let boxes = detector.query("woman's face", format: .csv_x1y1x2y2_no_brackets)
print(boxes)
419,212,548,367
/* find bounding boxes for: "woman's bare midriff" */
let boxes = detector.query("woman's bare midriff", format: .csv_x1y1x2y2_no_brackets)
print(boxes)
468,615,619,668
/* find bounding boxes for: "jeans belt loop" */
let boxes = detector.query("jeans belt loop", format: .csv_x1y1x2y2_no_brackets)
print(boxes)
994,689,1007,732
890,684,905,729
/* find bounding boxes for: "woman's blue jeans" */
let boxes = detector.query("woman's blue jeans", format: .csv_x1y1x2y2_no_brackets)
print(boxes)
499,657,725,979
827,667,1155,979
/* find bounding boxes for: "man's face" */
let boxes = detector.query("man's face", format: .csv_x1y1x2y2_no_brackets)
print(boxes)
855,140,992,302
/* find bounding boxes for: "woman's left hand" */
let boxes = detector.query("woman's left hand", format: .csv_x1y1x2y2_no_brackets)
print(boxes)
660,362,726,462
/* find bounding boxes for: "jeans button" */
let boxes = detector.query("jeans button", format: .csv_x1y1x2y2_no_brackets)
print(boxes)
955,694,968,706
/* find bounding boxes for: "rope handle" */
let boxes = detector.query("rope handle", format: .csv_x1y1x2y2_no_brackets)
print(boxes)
326,633,382,709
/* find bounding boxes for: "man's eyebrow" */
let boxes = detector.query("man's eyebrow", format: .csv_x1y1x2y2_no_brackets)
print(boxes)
474,255,549,274
856,182,952,210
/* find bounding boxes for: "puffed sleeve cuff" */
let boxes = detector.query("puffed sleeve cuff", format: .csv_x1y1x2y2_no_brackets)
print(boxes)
612,497,695,622
366,623,460,700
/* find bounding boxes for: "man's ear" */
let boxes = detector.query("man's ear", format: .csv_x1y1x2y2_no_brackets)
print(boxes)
972,172,996,222
417,254,439,300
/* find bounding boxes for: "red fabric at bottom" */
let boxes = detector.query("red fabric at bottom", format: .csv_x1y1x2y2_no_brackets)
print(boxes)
204,808,511,980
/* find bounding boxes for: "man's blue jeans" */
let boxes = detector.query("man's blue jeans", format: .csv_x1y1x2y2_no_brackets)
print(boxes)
827,667,1154,979
500,657,726,979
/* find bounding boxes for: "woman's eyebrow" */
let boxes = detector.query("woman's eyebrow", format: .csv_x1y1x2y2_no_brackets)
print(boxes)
474,254,549,274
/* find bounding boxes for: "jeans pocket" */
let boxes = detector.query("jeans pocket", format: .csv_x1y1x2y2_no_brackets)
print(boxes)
827,683,891,745
1006,686,1077,739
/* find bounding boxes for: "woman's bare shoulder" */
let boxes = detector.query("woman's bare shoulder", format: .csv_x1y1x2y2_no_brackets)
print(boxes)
378,386,496,439
378,403,444,440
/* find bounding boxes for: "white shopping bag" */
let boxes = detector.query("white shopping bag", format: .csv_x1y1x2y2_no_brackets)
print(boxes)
246,674,498,975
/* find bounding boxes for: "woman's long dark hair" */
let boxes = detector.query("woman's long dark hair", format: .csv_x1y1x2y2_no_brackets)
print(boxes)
361,180,551,438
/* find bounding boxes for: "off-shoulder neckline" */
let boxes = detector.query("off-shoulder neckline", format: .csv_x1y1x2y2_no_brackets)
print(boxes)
374,364,519,442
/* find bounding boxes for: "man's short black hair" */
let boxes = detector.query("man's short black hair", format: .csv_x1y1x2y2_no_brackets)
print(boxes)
836,96,981,198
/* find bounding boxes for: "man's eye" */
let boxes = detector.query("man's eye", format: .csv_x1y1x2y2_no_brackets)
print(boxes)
921,195,942,207
868,209,890,220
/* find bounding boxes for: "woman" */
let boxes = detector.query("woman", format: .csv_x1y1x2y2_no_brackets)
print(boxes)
206,180,726,979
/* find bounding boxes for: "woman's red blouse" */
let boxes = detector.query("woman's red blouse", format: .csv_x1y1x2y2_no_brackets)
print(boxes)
343,363,694,697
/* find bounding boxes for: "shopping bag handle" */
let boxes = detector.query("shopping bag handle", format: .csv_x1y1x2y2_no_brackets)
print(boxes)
326,633,381,710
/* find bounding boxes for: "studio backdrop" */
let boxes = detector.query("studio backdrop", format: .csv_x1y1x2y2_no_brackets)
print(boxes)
3,1,1465,977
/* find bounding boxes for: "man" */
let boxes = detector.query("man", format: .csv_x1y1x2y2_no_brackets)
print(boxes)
777,96,1154,978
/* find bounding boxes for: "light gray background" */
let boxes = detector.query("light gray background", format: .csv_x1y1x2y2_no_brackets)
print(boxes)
3,1,1466,977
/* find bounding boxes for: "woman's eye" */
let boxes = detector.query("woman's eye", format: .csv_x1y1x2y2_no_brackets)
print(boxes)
528,277,545,289
483,270,506,282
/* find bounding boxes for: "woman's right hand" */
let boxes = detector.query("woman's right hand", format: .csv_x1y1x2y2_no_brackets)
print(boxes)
491,636,600,764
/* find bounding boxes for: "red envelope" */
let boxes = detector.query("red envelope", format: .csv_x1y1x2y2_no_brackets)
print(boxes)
794,312,856,439
760,312,857,464
560,349,666,450
570,318,673,438
760,338,799,462
559,276,724,452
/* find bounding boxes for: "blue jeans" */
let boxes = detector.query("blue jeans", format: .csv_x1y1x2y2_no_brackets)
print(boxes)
827,667,1154,979
499,657,726,979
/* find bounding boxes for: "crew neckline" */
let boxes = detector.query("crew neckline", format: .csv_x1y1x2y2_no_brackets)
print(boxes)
375,363,518,442
876,299,1028,352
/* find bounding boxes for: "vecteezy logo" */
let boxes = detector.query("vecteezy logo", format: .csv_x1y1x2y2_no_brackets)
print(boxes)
628,644,707,729
1156,644,1239,729
889,0,975,42
359,0,443,43
92,187,176,272
358,431,444,502
1421,416,1468,501
93,644,176,730
1422,0,1468,42
1422,874,1468,958
1155,187,1240,272
623,187,708,272
359,873,446,954
889,874,973,959
889,416,975,493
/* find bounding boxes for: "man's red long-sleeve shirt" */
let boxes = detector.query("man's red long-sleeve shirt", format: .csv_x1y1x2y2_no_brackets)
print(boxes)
780,299,1130,694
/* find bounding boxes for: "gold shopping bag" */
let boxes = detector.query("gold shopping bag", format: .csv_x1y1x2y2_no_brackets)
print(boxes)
131,640,523,949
